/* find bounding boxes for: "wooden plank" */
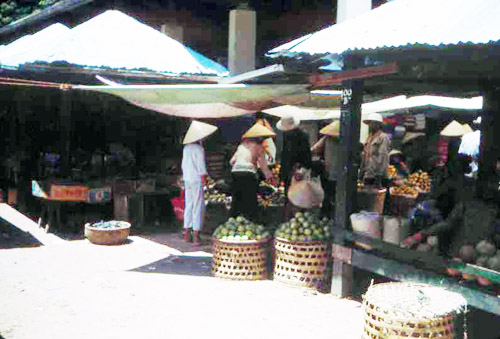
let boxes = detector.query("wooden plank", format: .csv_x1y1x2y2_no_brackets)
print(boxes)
350,248,500,316
310,61,398,87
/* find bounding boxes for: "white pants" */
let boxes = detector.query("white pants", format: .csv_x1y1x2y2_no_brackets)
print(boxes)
183,181,205,231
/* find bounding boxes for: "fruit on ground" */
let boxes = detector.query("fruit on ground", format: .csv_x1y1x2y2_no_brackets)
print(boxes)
459,244,475,264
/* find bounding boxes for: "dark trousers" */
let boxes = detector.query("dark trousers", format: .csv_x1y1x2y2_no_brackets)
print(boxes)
321,179,336,219
230,172,259,222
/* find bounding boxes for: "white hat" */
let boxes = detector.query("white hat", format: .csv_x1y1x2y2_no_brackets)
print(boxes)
182,120,218,144
462,123,474,134
363,113,383,124
440,120,465,137
389,149,403,157
277,114,301,131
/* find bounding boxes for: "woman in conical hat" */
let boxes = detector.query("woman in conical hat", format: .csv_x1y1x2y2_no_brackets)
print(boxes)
230,122,275,221
311,120,341,218
181,120,218,245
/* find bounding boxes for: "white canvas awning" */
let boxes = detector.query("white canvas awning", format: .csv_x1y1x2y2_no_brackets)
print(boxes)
262,95,483,121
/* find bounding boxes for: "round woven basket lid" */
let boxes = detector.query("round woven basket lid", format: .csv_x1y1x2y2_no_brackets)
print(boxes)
363,282,467,320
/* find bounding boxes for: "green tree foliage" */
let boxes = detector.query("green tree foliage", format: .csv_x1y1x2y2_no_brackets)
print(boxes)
0,0,58,27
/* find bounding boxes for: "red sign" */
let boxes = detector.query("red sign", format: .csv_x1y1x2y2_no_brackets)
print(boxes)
50,185,89,202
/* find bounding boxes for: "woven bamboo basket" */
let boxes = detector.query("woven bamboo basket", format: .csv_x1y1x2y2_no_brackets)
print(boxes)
273,237,329,289
84,221,131,245
389,188,418,217
211,237,270,281
362,282,467,339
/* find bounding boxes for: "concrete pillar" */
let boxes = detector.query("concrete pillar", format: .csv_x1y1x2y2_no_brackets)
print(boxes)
337,0,372,23
228,4,256,76
161,23,184,43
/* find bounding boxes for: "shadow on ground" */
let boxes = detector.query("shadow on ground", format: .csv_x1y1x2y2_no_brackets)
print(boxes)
131,254,212,277
0,220,42,249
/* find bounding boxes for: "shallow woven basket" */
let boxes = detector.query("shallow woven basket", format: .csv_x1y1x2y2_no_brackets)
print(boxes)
84,221,131,245
362,282,467,339
273,237,328,289
211,237,270,281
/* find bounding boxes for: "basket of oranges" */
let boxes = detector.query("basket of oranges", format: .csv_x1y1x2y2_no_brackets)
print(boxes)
390,184,419,217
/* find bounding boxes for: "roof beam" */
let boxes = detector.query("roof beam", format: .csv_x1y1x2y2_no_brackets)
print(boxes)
310,61,398,87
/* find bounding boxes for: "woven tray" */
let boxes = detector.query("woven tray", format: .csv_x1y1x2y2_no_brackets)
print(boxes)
273,237,329,289
362,282,467,338
211,237,270,281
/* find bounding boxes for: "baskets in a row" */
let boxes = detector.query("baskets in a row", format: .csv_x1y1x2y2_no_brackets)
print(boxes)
211,237,329,289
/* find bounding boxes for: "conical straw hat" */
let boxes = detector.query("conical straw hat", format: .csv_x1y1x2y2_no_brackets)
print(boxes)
242,123,276,139
440,120,465,137
182,120,218,144
462,123,474,134
320,120,340,137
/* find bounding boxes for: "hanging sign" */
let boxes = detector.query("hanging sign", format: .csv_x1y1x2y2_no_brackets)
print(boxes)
87,187,112,203
32,180,48,199
50,184,89,201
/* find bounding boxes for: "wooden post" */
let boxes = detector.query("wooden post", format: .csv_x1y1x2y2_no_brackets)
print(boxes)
331,54,364,297
478,83,500,190
59,89,72,178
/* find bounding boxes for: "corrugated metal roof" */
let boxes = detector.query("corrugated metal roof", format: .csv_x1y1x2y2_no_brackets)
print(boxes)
267,0,500,57
0,10,228,76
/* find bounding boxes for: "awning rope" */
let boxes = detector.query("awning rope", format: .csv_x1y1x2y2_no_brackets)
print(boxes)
0,76,71,90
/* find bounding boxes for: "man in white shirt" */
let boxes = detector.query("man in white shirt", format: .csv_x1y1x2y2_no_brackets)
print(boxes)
181,120,218,244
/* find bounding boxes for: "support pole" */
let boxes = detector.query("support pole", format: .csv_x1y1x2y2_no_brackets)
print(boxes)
478,83,500,190
228,3,256,76
59,89,72,178
331,55,364,297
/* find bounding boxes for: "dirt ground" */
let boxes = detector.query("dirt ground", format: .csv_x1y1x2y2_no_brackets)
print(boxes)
0,235,365,339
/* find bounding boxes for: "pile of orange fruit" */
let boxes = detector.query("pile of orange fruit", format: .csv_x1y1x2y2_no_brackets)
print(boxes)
407,170,431,192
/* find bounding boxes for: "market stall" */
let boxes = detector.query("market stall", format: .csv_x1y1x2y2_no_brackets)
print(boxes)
265,0,500,331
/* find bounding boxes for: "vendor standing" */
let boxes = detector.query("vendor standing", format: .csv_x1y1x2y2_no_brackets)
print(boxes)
181,120,218,244
359,113,391,186
277,115,312,196
230,123,275,221
311,120,341,219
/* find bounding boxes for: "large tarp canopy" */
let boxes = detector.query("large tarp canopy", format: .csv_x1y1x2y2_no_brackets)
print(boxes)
73,83,310,118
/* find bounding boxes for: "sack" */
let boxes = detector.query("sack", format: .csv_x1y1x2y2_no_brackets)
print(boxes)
170,189,185,221
288,167,324,209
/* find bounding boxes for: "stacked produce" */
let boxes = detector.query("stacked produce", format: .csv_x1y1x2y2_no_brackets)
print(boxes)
387,165,398,179
450,240,500,285
390,183,419,198
258,181,285,207
204,177,231,205
212,216,270,241
407,170,431,192
274,211,331,242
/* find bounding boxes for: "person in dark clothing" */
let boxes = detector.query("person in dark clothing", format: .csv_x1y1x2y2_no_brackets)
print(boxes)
402,180,499,258
276,115,312,197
